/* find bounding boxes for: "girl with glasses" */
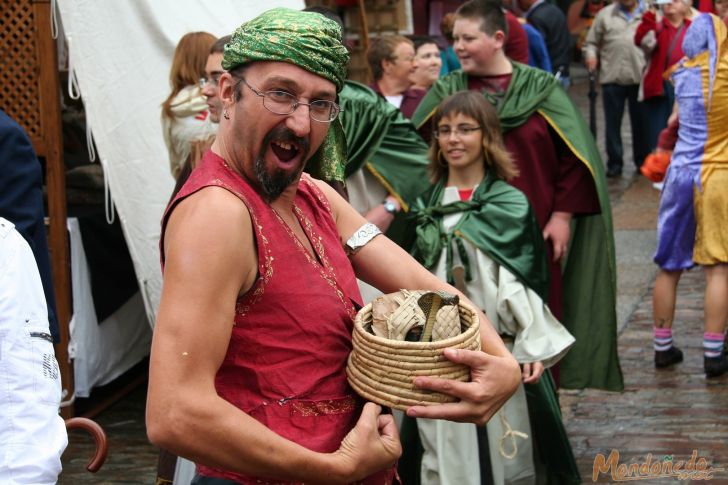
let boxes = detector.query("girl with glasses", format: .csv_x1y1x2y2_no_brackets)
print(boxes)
402,91,579,485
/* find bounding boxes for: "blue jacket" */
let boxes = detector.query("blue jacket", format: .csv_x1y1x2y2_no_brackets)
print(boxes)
524,23,553,72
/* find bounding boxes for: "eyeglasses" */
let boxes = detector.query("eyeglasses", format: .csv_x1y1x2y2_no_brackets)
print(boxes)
237,77,342,123
434,125,482,138
392,55,415,63
199,72,224,89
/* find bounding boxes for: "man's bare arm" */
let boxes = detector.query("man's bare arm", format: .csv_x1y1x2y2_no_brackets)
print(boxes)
147,186,399,482
315,179,521,426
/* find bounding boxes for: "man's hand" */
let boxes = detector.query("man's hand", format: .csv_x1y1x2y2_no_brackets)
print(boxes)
584,56,598,72
405,348,520,427
521,361,544,384
542,211,572,263
330,403,401,483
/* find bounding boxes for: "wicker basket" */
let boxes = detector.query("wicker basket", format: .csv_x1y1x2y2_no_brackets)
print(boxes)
346,296,481,411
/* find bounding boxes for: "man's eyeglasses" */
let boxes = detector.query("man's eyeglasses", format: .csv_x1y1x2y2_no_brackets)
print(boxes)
434,125,482,138
237,77,342,123
199,72,224,88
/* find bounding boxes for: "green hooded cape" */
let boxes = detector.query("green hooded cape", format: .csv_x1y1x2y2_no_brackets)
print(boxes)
410,173,549,300
402,176,581,485
412,64,623,391
339,81,430,246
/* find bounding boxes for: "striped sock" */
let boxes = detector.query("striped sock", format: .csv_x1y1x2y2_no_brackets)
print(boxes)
704,332,725,358
654,327,673,351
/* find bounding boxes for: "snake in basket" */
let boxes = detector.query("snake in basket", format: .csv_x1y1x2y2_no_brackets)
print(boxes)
371,290,461,342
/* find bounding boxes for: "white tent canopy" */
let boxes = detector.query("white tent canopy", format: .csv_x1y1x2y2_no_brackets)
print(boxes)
57,0,305,327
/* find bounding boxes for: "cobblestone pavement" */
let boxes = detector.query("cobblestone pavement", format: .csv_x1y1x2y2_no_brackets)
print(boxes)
59,385,157,484
59,68,728,484
565,66,728,484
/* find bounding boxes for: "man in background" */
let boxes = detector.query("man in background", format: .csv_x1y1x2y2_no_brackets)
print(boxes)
583,0,650,177
367,35,425,117
200,35,231,124
518,0,574,87
0,110,67,484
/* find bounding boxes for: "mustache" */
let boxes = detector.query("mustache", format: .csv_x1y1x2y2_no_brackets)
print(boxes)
262,125,310,160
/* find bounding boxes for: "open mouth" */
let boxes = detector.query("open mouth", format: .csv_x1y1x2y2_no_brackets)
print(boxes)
270,140,300,164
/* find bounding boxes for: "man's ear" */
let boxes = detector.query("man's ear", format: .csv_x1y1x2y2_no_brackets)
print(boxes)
218,72,237,106
381,58,393,74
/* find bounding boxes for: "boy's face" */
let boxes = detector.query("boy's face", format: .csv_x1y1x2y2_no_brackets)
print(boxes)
453,17,504,75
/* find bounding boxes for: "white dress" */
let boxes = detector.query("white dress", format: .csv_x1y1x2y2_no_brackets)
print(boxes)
417,186,575,485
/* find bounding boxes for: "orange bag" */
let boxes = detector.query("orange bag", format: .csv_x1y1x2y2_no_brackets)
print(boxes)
641,151,672,182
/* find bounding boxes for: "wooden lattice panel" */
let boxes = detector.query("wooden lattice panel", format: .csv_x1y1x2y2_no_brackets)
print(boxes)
0,0,42,139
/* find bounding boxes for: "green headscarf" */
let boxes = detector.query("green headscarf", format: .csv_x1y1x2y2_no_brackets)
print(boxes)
223,8,351,181
223,8,349,91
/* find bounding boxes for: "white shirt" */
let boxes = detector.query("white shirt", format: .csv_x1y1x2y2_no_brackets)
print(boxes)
0,217,67,484
384,94,404,108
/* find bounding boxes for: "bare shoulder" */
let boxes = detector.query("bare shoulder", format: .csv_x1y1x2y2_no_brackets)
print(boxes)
164,186,256,294
166,187,251,248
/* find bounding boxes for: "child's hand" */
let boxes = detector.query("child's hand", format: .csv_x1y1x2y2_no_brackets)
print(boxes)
522,362,544,384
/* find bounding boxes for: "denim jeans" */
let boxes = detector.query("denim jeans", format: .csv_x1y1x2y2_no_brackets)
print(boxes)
601,83,651,170
643,81,676,154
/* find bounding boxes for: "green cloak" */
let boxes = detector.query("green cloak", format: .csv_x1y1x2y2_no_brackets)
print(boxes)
410,173,549,300
401,175,581,485
412,64,623,391
339,81,430,246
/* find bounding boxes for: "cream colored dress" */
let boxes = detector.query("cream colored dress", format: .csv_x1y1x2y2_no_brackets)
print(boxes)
161,84,217,179
417,186,575,485
346,168,389,304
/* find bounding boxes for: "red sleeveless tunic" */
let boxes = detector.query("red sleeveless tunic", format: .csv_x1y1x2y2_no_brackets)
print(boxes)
161,151,394,484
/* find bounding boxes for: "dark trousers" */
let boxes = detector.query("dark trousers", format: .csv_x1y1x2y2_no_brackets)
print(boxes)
602,83,650,170
643,81,676,154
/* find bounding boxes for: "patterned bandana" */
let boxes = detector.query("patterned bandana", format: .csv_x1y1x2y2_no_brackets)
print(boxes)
222,8,350,182
223,8,349,92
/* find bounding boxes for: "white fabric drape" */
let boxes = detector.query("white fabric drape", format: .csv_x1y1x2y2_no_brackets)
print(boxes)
56,0,304,327
67,218,152,397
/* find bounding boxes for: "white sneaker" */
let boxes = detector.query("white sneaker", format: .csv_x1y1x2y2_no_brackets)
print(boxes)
652,182,664,191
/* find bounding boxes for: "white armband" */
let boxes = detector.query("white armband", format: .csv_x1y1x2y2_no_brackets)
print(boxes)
345,223,382,256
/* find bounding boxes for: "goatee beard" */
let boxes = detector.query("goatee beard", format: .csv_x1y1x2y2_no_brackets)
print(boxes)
254,156,299,201
254,127,310,201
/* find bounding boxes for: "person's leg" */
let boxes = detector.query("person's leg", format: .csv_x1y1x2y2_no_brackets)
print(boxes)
653,269,684,367
643,94,671,156
703,264,728,377
627,84,651,169
602,83,625,176
653,269,682,329
704,264,728,334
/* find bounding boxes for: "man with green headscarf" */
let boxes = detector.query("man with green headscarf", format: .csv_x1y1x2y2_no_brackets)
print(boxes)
147,8,521,484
